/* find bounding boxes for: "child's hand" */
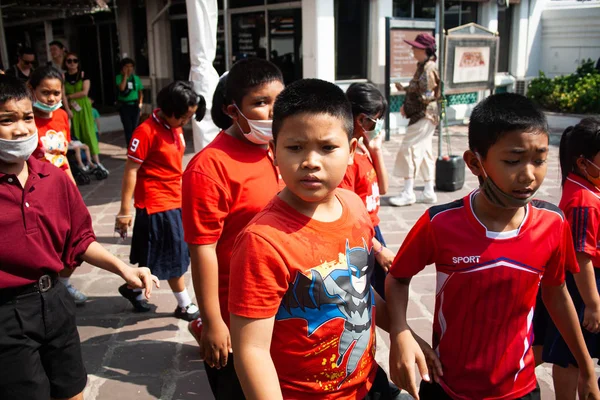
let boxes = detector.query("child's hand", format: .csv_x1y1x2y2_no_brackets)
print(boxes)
365,132,383,152
375,246,395,272
389,329,430,400
583,304,600,333
200,318,233,369
121,266,160,299
115,215,132,239
412,331,443,383
578,368,600,399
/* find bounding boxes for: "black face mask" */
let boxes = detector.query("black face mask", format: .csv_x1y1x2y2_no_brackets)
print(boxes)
477,153,538,209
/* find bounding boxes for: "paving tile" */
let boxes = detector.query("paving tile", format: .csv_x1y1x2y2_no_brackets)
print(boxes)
172,371,215,400
177,341,206,372
81,344,110,374
107,342,177,376
96,375,165,400
115,317,180,342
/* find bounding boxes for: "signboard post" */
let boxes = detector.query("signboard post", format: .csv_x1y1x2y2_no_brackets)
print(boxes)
385,18,436,141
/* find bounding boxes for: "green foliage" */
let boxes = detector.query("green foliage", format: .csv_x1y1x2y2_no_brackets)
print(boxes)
527,59,600,114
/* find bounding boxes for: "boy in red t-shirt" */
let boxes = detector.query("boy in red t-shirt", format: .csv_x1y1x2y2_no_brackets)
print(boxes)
115,81,205,321
386,94,600,399
340,83,394,299
182,58,284,399
228,79,394,399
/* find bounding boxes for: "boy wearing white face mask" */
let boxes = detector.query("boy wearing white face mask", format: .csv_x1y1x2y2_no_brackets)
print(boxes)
182,58,284,400
0,75,159,400
339,83,393,300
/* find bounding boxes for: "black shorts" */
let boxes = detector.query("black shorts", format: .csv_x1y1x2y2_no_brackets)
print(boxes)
0,280,87,399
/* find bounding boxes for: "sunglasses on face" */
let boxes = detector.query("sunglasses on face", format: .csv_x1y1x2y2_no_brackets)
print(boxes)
66,58,79,64
22,60,34,66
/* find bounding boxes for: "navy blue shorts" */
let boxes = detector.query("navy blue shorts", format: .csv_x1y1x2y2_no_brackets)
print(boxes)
536,270,600,367
372,225,387,300
130,208,190,281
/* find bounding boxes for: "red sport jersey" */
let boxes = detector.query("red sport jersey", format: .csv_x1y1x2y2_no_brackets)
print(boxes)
389,191,579,400
340,152,380,227
182,131,281,327
229,189,377,399
560,173,600,267
127,110,186,214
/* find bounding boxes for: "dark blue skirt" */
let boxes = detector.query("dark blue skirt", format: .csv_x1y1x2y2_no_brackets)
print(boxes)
535,269,600,367
130,208,190,280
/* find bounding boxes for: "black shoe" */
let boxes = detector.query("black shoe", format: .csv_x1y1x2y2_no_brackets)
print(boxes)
118,283,152,313
174,303,200,321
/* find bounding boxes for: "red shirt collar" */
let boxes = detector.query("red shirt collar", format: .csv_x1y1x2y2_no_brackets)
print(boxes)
151,109,173,131
0,156,49,180
567,172,600,195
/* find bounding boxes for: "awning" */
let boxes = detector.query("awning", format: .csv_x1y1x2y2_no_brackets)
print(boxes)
1,0,110,26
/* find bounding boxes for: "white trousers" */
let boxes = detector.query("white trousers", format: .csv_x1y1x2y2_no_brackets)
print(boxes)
394,118,436,181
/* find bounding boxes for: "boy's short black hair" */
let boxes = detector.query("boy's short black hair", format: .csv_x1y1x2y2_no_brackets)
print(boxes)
18,47,35,58
29,65,64,89
120,57,135,69
225,58,283,107
468,93,548,158
49,40,64,49
346,82,388,118
211,74,232,130
157,81,206,121
0,75,33,105
272,79,354,142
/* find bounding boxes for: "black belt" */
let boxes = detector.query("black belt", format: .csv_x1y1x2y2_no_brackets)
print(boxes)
344,320,371,333
0,274,59,304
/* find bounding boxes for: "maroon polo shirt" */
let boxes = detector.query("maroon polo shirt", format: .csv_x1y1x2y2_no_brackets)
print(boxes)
0,157,95,289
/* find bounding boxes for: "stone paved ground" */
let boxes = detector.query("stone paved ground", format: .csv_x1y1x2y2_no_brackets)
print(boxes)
75,125,569,399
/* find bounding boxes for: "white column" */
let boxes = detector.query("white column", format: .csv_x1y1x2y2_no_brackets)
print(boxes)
301,0,335,81
44,21,53,63
368,0,393,85
524,0,546,77
509,0,530,78
116,0,136,58
479,1,499,33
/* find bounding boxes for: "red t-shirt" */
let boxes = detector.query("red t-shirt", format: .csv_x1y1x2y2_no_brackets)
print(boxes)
127,110,186,214
339,152,380,227
229,189,377,399
560,173,600,267
389,191,579,400
33,109,71,170
0,157,95,289
182,131,280,326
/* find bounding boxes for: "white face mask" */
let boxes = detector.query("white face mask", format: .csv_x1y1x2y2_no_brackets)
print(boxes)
234,104,273,145
0,131,39,164
364,117,384,141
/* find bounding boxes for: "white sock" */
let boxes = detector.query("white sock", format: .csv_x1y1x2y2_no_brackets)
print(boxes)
424,180,435,193
174,289,192,309
59,277,70,286
403,178,415,194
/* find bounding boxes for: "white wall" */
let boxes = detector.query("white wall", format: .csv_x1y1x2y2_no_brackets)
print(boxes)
540,4,600,77
301,0,335,81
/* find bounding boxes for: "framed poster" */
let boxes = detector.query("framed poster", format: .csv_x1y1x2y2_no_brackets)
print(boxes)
443,24,499,93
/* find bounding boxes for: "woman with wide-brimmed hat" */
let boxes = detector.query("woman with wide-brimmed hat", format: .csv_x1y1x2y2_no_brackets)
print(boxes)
390,33,441,207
